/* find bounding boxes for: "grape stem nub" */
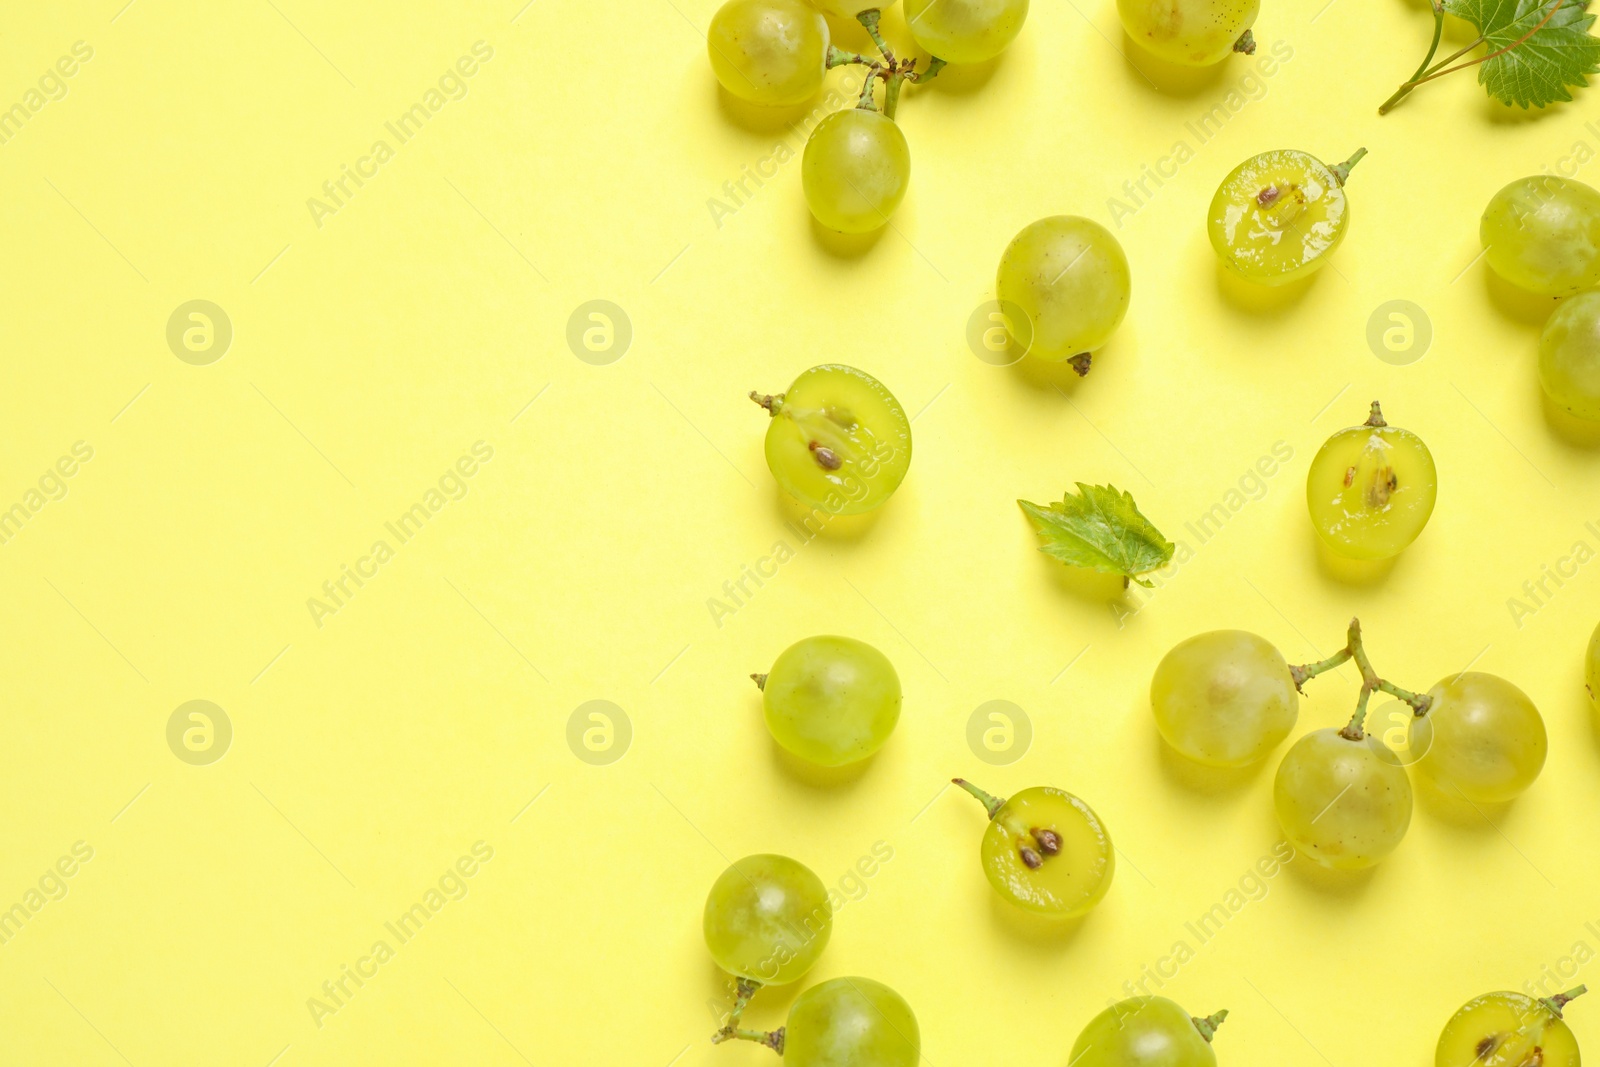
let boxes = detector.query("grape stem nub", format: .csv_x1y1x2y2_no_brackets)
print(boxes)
1329,148,1367,187
1232,29,1256,54
1192,1010,1229,1043
952,777,1006,820
750,391,783,415
751,672,768,691
1542,985,1588,1018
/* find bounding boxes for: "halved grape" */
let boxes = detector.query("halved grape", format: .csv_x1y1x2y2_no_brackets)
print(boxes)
1306,402,1436,560
904,0,1029,64
1209,148,1363,285
1540,289,1600,421
1117,0,1258,66
1481,176,1600,296
1435,989,1585,1067
703,854,831,985
1151,630,1298,767
955,779,1113,916
709,0,830,106
802,109,910,233
758,635,901,765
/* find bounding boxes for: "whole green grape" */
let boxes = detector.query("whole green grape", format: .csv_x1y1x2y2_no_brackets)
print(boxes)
1410,673,1546,804
708,0,831,106
1481,176,1600,296
704,854,831,985
1306,402,1436,560
1435,989,1585,1067
1539,289,1600,421
904,0,1029,63
995,216,1130,366
1151,630,1299,767
802,109,910,234
1274,728,1411,869
1117,0,1258,65
758,636,901,766
752,364,911,515
955,779,1113,916
1589,621,1600,709
1071,997,1229,1067
1208,148,1363,285
717,976,919,1064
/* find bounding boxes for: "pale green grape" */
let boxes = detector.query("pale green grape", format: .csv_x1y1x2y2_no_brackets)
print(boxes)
1436,990,1583,1067
709,0,831,106
784,977,919,1066
1209,148,1361,285
956,780,1113,916
1071,997,1228,1067
995,216,1130,365
1274,728,1411,869
1306,402,1436,560
753,364,911,514
1539,289,1600,421
1589,621,1600,709
704,854,831,985
802,109,911,233
1151,630,1299,767
811,0,902,17
759,636,901,765
1117,0,1258,65
1482,176,1600,296
904,0,1029,63
1410,673,1546,804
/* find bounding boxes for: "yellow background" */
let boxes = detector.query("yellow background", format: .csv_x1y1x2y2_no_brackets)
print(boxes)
4,0,1600,1063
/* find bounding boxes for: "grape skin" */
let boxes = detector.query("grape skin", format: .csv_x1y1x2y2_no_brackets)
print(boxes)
1274,728,1411,869
995,216,1131,361
1117,0,1258,66
1435,992,1580,1067
708,0,830,106
759,364,912,514
802,109,911,233
1208,150,1348,285
977,786,1114,915
1306,413,1437,560
1539,289,1600,421
811,0,902,17
762,636,901,766
1150,630,1299,767
703,854,832,985
904,0,1030,64
1481,176,1600,296
784,977,919,1067
1410,673,1546,804
1071,997,1221,1067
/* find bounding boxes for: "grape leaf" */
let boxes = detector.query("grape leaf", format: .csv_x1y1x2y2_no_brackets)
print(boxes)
1444,0,1600,108
1018,484,1174,588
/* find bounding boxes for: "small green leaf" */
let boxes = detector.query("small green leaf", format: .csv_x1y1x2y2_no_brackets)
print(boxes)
1445,0,1600,108
1018,484,1175,587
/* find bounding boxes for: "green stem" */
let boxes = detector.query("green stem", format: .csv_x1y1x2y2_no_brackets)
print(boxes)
1288,618,1433,741
727,978,761,1028
826,45,874,68
1328,148,1367,186
1380,0,1563,113
919,56,947,81
712,1026,785,1054
884,71,906,118
952,778,1005,820
856,70,880,110
1542,985,1588,1018
749,390,783,415
1192,1010,1229,1043
856,9,895,64
1289,647,1352,690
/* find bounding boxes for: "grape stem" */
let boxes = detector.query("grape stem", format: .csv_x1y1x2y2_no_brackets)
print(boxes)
952,777,1006,820
1287,618,1433,741
1542,985,1588,1018
750,673,768,690
1328,148,1367,187
1192,1010,1229,1043
1378,0,1565,114
847,10,947,118
727,977,762,1028
750,390,784,415
712,1026,785,1054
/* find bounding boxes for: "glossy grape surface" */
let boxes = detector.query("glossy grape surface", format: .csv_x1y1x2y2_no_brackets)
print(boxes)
1306,410,1437,560
1411,673,1546,804
1117,0,1258,66
975,786,1114,915
708,0,830,106
1481,176,1600,296
802,109,911,233
762,635,901,765
1209,149,1349,284
785,977,919,1067
1274,728,1411,869
904,0,1029,63
995,216,1131,361
1072,997,1222,1067
758,364,911,514
1540,289,1600,421
812,0,901,17
703,854,831,984
1151,629,1299,767
1436,991,1579,1067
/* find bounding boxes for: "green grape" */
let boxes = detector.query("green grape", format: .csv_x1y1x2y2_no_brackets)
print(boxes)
802,109,911,233
812,0,901,17
704,854,832,985
1306,401,1437,561
718,976,919,1065
1117,0,1258,66
1539,289,1600,421
757,636,901,765
752,364,911,515
1151,630,1299,767
954,779,1113,916
995,216,1130,367
1071,997,1229,1067
708,0,831,106
1208,148,1364,285
1481,176,1600,296
1274,727,1411,869
904,0,1029,64
1410,673,1546,804
1589,621,1600,709
1435,988,1586,1067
